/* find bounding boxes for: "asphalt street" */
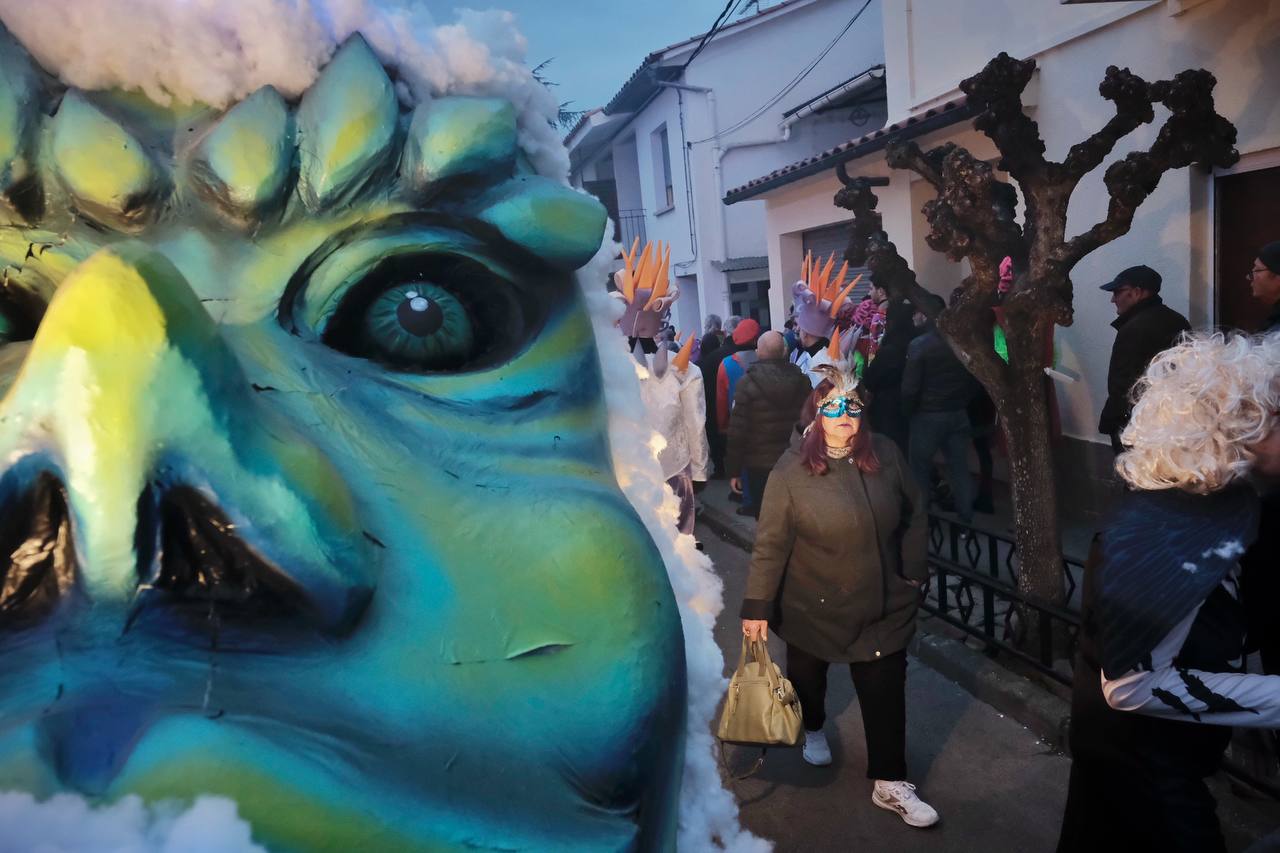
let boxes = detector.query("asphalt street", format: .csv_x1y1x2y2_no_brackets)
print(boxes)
701,521,1076,852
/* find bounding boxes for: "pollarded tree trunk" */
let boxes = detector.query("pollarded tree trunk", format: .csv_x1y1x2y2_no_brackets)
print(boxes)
999,336,1063,605
837,53,1238,621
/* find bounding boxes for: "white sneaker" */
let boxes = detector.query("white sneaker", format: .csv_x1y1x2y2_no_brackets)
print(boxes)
801,730,831,766
872,780,939,827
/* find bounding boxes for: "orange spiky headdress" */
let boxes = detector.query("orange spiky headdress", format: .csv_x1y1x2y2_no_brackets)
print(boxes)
616,238,678,340
671,331,695,373
793,250,861,339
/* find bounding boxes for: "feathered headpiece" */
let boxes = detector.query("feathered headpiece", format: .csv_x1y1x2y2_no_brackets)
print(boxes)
615,238,678,340
791,251,860,339
802,358,865,435
812,359,865,409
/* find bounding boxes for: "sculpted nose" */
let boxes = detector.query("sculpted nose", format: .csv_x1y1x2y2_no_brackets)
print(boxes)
0,244,373,628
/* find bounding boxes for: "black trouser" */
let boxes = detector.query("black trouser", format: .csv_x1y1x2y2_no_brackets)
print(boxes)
707,427,726,477
742,466,772,517
1109,431,1124,455
785,643,908,781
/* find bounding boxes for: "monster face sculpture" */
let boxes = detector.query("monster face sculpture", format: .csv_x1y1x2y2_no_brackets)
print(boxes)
0,29,686,851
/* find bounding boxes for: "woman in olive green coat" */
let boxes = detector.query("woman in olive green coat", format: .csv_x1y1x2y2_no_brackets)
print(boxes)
740,363,937,828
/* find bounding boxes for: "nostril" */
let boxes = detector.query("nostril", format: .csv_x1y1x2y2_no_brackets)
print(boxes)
0,472,76,630
134,482,160,588
127,485,368,643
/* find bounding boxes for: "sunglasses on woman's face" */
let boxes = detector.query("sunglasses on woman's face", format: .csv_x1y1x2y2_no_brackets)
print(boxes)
819,396,863,419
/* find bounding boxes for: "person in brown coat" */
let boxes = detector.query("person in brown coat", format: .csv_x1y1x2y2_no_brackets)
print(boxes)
739,361,938,828
724,331,811,518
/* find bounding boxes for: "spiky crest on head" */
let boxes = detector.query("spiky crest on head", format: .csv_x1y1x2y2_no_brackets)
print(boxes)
0,29,603,272
615,239,679,340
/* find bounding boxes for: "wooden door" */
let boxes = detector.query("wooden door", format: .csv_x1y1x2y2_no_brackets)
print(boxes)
1216,165,1280,331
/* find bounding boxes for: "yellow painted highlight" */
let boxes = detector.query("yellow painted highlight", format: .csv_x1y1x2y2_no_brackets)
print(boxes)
51,95,159,214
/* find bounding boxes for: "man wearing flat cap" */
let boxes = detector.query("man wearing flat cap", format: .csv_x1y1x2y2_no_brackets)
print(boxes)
1250,241,1280,333
1098,265,1190,453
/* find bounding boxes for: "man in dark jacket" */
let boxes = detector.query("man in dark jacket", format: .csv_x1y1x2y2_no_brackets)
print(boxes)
862,301,917,455
902,293,980,523
1249,241,1280,333
725,331,811,518
1098,265,1190,453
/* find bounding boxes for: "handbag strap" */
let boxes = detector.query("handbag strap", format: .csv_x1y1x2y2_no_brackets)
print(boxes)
733,635,754,679
719,740,768,782
749,639,783,692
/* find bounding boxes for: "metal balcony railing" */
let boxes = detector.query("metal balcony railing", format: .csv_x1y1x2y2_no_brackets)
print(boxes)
615,208,647,249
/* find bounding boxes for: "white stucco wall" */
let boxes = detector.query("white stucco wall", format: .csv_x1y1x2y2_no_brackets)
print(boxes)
569,0,887,328
761,0,1280,445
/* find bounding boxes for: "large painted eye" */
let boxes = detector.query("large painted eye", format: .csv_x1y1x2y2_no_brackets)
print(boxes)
356,282,474,367
316,252,528,373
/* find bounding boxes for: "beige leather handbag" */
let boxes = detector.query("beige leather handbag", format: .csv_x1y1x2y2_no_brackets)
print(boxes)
717,637,804,748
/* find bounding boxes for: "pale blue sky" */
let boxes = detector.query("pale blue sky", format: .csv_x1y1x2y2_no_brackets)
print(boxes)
448,0,738,114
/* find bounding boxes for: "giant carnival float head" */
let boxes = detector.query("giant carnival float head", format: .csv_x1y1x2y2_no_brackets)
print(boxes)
0,4,759,851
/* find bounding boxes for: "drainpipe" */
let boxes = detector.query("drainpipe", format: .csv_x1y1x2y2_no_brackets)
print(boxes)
657,81,730,315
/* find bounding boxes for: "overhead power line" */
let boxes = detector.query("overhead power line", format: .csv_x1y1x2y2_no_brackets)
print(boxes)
689,0,874,145
681,0,742,73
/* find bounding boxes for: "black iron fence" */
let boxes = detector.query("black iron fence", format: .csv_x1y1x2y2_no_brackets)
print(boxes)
923,514,1280,798
921,513,1082,686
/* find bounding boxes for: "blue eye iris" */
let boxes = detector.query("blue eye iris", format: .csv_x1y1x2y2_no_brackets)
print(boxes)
358,283,474,368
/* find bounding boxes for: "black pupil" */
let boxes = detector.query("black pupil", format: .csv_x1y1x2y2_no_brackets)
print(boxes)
396,294,444,337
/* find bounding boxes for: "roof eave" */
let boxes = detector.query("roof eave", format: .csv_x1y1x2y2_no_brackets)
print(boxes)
723,100,977,204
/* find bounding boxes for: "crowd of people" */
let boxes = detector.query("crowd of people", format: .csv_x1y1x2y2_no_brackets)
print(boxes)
620,239,1280,844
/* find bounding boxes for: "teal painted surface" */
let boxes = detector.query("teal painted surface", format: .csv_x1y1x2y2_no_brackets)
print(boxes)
477,175,609,271
0,24,684,853
295,36,399,212
191,86,294,221
0,25,37,196
49,91,166,228
401,97,518,188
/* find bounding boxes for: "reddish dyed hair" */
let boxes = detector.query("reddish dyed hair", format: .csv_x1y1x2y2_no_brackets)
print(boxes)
799,379,880,476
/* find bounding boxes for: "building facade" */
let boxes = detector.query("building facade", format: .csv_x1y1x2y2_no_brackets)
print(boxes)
565,0,887,335
726,0,1280,512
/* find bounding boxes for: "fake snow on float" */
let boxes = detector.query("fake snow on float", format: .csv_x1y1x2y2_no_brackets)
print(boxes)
0,792,264,853
0,0,765,849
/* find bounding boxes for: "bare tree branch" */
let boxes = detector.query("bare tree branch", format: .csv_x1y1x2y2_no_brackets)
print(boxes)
959,52,1048,186
1061,65,1156,181
1056,68,1238,267
888,141,1025,268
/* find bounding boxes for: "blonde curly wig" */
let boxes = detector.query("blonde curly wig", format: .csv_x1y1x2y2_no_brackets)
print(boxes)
1117,331,1280,493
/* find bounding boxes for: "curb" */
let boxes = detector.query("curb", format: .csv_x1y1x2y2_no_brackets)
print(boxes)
908,629,1071,747
697,502,755,553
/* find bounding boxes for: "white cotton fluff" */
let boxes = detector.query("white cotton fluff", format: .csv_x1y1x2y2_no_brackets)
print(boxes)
578,240,770,853
0,0,570,179
0,792,264,853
